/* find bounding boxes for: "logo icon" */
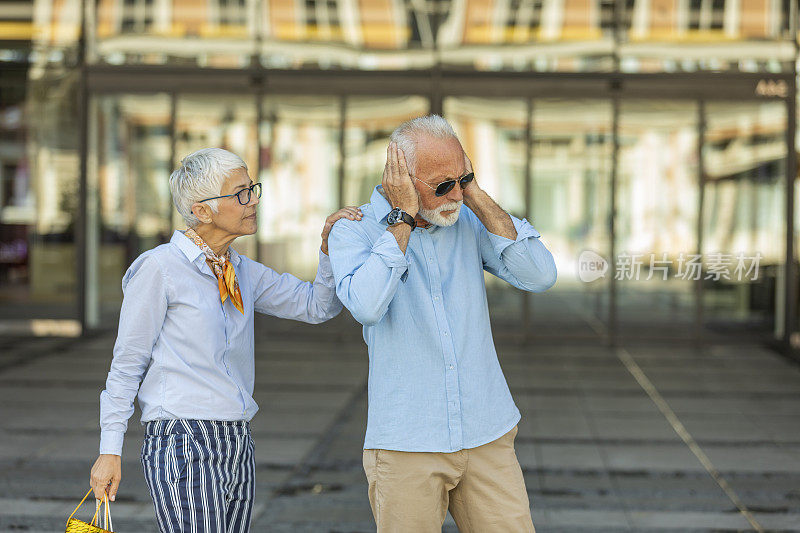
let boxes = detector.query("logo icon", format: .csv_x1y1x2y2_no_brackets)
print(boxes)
578,250,608,282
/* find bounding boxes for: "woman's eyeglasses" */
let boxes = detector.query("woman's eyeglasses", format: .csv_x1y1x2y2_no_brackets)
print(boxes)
199,182,262,206
414,173,474,197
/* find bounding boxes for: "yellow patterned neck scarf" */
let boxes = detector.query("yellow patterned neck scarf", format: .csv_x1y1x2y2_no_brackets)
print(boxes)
184,228,244,314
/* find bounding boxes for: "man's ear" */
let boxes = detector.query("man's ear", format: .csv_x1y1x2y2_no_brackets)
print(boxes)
191,202,214,225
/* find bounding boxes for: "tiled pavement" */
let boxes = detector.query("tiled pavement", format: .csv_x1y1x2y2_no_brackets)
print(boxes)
1,314,799,532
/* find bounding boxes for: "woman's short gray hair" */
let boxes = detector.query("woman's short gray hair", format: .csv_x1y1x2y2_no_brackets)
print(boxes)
389,114,458,175
169,148,248,227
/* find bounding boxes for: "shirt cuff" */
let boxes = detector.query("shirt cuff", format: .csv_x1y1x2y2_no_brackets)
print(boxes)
488,216,542,259
99,430,124,456
317,249,335,281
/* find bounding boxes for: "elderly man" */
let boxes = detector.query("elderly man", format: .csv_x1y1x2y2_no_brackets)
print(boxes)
327,115,557,532
89,148,361,533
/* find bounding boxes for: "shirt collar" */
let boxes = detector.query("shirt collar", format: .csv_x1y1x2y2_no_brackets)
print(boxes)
371,185,392,224
228,247,242,266
171,230,242,268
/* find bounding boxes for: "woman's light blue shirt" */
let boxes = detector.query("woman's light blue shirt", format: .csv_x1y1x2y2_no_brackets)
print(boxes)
99,230,342,455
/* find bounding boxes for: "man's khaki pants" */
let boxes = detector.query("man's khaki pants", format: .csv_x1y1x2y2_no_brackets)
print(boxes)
362,425,535,532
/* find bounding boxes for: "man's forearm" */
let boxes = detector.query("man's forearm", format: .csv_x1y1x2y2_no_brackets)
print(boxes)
465,188,517,240
387,223,412,253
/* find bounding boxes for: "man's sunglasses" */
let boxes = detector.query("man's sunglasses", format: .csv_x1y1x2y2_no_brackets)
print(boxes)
414,172,474,197
199,182,262,206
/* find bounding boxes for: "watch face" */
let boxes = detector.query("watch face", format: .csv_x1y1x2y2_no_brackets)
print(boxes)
387,209,399,225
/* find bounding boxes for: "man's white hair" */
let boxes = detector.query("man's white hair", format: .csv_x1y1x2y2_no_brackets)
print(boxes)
389,114,458,175
169,148,248,227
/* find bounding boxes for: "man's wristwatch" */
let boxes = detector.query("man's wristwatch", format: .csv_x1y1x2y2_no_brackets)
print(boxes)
387,207,416,230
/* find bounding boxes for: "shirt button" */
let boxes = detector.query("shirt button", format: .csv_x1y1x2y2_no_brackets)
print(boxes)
449,365,454,370
434,296,440,301
444,331,449,336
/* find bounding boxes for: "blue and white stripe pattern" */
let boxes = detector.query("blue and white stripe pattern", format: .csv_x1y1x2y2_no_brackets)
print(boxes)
141,419,255,533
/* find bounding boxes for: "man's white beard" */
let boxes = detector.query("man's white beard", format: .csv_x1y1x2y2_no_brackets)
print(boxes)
418,199,463,227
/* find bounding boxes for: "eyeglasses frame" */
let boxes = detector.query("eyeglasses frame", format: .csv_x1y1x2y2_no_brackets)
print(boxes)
198,182,262,206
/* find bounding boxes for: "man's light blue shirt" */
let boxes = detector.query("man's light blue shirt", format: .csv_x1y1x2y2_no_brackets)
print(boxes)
328,186,557,453
99,230,342,455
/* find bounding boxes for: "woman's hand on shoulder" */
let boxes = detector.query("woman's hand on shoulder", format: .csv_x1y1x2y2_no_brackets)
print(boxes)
321,206,363,255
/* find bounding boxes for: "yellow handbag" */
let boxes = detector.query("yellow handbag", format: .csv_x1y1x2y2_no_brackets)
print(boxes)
66,489,114,533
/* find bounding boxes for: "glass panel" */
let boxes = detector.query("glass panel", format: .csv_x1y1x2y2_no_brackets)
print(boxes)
796,89,800,341
89,94,173,324
1,3,81,326
258,95,340,278
703,101,786,338
531,98,614,338
175,94,259,256
3,68,80,321
617,100,699,339
443,97,530,329
0,61,36,319
445,98,613,338
342,96,430,208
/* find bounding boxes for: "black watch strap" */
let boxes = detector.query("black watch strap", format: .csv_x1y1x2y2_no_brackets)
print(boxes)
398,210,416,230
389,208,417,229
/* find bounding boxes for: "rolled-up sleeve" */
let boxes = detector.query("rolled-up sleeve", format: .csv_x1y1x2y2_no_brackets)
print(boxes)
251,251,343,323
99,253,169,455
328,220,410,326
477,212,557,292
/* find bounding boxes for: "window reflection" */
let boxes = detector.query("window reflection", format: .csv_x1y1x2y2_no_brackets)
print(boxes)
259,96,340,278
445,98,528,218
175,94,259,256
5,0,798,340
0,64,38,317
703,101,786,329
343,96,429,207
531,99,613,335
617,100,699,335
444,97,530,326
90,94,173,321
47,0,788,71
3,64,79,319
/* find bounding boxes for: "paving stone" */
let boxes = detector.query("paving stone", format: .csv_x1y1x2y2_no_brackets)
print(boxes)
545,509,630,528
629,510,752,529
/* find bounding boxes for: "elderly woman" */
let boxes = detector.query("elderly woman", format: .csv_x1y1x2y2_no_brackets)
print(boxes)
89,148,360,532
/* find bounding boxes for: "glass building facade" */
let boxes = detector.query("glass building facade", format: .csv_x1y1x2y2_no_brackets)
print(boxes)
1,0,799,347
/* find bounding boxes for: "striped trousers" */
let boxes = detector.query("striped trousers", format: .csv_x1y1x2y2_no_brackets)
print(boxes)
141,419,256,533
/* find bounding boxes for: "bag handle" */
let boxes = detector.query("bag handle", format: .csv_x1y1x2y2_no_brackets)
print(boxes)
92,494,113,531
67,489,113,531
103,494,113,531
107,495,113,531
67,489,96,525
